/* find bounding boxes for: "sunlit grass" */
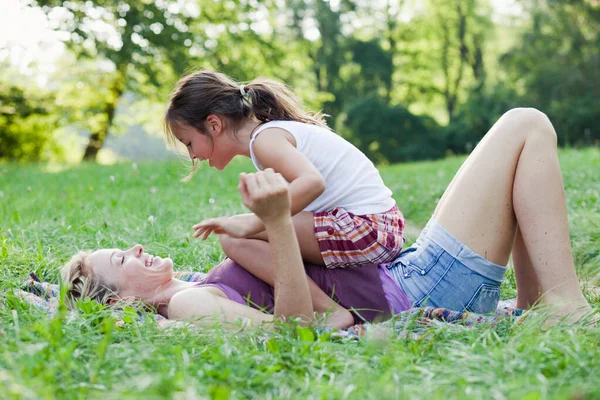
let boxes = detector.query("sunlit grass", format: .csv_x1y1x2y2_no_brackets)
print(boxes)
0,148,599,399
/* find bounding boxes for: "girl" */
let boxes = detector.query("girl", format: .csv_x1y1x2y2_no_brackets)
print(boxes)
163,71,405,306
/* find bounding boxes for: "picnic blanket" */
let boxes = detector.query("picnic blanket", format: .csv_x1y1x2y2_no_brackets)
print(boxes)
8,272,524,338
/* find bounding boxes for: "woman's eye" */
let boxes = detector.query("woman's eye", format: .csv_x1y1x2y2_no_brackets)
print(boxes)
121,256,125,266
186,142,192,148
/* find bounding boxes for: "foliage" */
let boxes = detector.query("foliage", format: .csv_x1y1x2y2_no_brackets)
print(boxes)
0,72,62,162
501,0,600,145
395,0,493,121
285,0,358,120
34,0,197,160
442,83,522,153
0,151,599,398
345,39,395,102
32,0,318,161
4,0,600,162
344,96,442,163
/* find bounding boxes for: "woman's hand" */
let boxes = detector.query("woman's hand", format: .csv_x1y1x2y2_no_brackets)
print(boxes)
238,170,291,225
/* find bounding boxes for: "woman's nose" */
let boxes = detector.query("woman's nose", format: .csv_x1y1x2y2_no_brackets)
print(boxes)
131,244,144,257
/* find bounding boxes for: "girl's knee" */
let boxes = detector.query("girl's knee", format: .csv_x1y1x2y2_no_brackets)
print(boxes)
219,235,253,262
219,234,237,256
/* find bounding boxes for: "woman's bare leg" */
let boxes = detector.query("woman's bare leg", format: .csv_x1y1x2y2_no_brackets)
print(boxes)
433,108,591,320
220,234,354,329
513,227,541,309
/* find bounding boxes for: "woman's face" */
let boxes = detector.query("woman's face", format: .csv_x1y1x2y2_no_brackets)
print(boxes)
87,244,174,303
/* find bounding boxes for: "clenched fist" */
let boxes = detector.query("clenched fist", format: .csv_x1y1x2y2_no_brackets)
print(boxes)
238,169,290,224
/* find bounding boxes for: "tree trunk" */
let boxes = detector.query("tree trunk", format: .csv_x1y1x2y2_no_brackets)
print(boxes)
470,32,485,93
384,0,400,105
82,101,117,161
449,2,468,119
82,69,126,161
315,0,344,121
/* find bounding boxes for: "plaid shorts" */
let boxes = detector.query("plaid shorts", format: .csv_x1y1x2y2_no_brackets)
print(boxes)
314,205,405,269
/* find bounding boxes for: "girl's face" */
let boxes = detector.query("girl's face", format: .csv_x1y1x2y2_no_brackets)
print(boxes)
172,117,237,171
87,244,174,303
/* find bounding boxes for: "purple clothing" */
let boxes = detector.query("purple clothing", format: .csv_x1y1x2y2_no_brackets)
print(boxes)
202,258,411,324
379,266,412,313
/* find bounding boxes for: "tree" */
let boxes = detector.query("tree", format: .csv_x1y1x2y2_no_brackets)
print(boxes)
0,67,61,161
347,39,394,101
442,82,520,154
501,0,600,144
345,96,442,163
285,0,359,121
34,0,196,160
397,0,492,121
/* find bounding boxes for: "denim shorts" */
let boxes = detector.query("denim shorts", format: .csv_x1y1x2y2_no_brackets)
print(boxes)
386,217,507,314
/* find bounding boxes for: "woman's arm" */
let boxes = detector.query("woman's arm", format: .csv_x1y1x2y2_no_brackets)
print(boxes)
239,169,313,323
219,235,355,328
168,285,274,328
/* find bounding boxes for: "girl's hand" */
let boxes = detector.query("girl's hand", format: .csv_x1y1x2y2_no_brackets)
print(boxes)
193,215,259,240
193,170,289,239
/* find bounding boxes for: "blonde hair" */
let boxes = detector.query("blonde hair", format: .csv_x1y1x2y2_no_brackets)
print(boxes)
61,251,117,308
164,70,329,181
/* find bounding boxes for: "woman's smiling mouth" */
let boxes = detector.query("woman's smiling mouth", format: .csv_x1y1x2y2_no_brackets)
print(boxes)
145,254,158,268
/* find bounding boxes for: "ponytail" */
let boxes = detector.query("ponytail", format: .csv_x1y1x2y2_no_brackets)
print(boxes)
244,77,329,129
164,70,329,143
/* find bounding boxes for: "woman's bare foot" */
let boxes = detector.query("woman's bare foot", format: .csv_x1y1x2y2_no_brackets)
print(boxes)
322,308,355,329
541,300,597,328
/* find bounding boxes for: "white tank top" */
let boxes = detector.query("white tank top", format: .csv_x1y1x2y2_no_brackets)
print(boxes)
249,120,396,215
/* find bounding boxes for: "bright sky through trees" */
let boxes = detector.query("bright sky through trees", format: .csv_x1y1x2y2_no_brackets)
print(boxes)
1,0,523,78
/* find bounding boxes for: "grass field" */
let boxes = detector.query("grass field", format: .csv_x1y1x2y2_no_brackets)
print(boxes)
1,148,599,399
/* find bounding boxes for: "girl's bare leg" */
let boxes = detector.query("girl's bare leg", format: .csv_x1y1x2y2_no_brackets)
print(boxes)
219,234,354,329
248,212,325,265
433,108,591,321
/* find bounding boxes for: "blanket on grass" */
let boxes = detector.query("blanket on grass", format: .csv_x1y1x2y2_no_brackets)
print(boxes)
9,272,524,339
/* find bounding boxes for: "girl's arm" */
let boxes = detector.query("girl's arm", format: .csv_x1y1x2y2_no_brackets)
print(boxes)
175,170,314,326
193,128,324,239
251,127,325,215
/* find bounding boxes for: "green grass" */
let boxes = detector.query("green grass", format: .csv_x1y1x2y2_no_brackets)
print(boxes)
1,148,599,399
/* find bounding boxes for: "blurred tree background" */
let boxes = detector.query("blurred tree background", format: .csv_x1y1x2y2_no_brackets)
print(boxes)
1,0,598,163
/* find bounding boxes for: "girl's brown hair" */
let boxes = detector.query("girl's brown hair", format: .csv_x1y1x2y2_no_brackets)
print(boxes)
164,70,328,179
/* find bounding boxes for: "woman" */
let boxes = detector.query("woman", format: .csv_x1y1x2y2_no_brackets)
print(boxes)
62,169,409,328
63,108,596,327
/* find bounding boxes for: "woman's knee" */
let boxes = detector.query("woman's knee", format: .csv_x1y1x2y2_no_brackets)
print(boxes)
501,108,557,144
